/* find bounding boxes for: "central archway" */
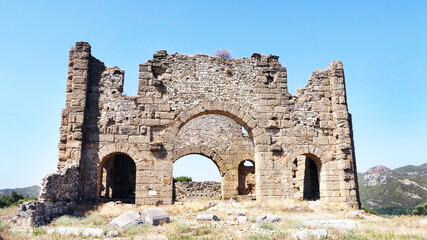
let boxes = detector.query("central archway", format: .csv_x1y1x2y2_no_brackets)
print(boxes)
173,154,222,202
98,153,136,203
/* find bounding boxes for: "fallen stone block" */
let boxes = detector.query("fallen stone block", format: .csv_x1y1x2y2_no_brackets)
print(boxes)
293,229,328,240
256,214,281,223
197,214,220,221
134,234,168,240
106,230,118,237
346,211,361,219
142,208,170,226
109,210,143,229
303,219,359,229
237,216,248,223
81,228,105,237
227,209,245,216
47,227,81,236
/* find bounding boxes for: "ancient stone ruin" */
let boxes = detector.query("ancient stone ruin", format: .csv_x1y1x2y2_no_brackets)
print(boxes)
16,41,360,225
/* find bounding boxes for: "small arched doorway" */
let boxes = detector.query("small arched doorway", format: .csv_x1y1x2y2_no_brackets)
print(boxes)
99,153,136,203
238,160,255,196
303,156,320,200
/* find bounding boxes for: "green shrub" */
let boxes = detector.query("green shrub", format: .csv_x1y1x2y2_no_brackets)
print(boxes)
258,221,276,230
175,223,191,233
80,214,103,226
362,206,379,215
126,223,152,236
32,227,47,236
413,202,427,215
247,233,271,240
174,176,192,182
0,221,8,233
0,191,38,208
53,215,79,226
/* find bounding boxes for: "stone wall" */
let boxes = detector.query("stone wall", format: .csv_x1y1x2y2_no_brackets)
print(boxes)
18,41,360,226
174,181,221,201
14,165,79,226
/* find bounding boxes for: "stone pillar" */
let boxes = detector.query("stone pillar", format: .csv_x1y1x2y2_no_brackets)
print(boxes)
328,61,359,208
58,41,91,169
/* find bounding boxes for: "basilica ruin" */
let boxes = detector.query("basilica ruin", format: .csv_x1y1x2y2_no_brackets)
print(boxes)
16,41,360,225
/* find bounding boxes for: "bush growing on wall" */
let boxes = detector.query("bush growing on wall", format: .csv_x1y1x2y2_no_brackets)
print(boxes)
214,49,232,60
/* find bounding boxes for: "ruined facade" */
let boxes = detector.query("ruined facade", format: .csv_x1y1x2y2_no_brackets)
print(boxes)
17,41,360,224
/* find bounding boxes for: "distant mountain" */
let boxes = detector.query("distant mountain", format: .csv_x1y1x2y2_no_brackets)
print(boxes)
0,185,40,198
358,163,427,215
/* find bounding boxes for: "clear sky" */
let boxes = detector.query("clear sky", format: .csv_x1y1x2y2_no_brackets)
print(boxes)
0,1,426,188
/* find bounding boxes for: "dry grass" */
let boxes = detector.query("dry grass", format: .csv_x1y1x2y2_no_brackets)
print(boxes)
0,200,426,239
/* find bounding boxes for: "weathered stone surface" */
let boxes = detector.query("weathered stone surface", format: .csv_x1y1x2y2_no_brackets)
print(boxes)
256,215,281,223
47,227,81,236
420,219,427,225
347,211,361,219
227,209,246,216
47,227,105,237
109,210,143,229
142,208,170,226
174,181,221,201
17,41,361,225
293,229,328,240
303,219,359,229
197,214,220,221
14,164,80,226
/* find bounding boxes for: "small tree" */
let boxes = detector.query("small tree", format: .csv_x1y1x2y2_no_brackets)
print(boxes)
174,176,193,182
214,49,232,60
413,202,427,215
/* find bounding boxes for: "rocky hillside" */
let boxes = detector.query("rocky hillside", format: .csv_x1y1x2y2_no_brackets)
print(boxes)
0,185,40,198
358,162,427,215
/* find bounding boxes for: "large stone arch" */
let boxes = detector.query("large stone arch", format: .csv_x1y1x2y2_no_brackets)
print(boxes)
172,147,225,176
162,102,268,150
162,102,265,200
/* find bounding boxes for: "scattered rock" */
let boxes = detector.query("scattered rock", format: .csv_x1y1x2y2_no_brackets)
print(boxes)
237,216,248,223
347,211,361,219
293,229,328,240
197,214,220,221
142,208,170,226
255,214,281,223
335,207,344,211
47,227,105,237
106,230,118,237
290,204,300,209
81,228,105,237
109,210,143,229
134,234,168,240
303,219,359,229
420,219,427,225
227,209,245,216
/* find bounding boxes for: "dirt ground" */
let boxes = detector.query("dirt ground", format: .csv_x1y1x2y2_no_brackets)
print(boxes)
1,199,426,239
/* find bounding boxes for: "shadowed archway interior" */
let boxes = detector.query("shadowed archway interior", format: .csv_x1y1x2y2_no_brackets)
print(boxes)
99,153,136,203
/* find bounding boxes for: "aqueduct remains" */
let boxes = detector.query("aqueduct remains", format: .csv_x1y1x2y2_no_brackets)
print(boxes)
16,42,360,225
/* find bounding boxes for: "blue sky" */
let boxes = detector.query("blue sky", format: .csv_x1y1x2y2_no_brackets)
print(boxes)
0,1,426,188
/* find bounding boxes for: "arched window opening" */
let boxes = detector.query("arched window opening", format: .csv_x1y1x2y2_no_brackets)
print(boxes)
99,153,136,203
303,157,320,200
173,154,222,202
238,160,255,196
